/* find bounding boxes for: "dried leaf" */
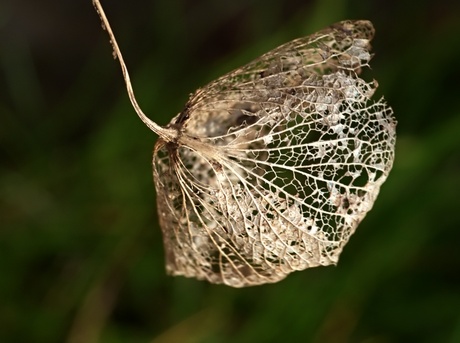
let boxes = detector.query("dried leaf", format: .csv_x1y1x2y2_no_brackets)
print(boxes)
93,1,396,287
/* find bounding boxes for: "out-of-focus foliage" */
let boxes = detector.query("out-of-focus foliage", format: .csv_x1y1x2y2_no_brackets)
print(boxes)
1,0,459,342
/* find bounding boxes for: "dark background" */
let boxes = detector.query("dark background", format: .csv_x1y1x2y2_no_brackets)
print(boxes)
1,0,459,342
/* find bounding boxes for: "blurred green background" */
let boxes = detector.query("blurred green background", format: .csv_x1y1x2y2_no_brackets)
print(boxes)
1,0,459,342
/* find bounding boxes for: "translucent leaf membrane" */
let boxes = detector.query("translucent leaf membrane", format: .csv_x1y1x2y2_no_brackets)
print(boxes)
153,20,396,287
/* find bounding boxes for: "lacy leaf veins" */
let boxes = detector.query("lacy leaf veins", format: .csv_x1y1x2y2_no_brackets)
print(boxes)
93,1,396,288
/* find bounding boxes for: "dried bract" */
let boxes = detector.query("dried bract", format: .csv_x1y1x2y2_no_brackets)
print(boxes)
153,21,396,287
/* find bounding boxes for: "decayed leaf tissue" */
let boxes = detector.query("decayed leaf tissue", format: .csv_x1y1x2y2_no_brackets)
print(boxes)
93,0,396,287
